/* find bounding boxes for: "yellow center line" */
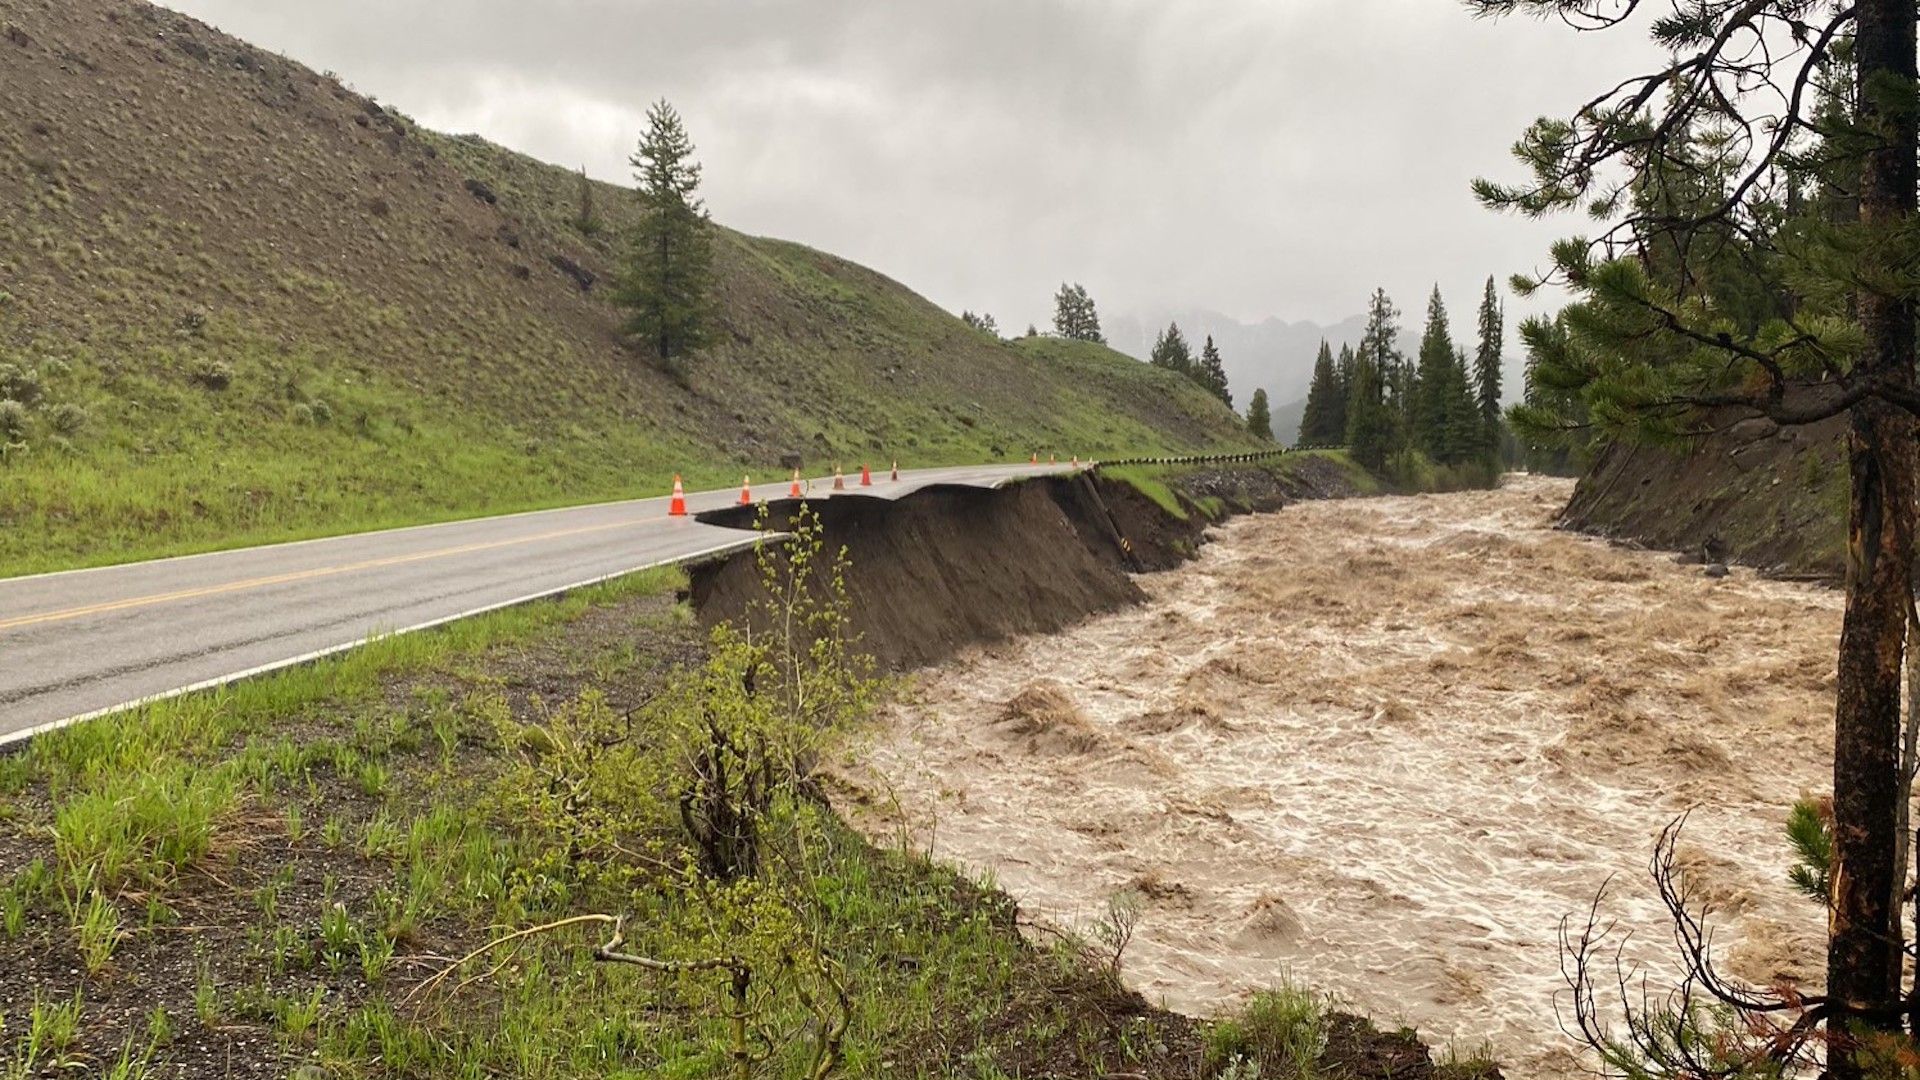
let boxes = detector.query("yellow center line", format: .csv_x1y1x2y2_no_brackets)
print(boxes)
0,518,652,633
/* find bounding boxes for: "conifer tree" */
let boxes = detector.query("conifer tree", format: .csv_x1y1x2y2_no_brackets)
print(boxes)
1473,276,1504,447
1196,334,1232,406
1412,286,1457,456
1298,340,1345,445
1344,346,1393,471
1351,288,1405,464
1440,347,1485,465
1149,322,1193,374
574,165,598,235
1246,388,1273,440
1051,284,1105,343
614,100,716,370
960,310,999,337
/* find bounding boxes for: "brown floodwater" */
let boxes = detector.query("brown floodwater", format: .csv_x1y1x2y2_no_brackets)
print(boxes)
844,475,1841,1077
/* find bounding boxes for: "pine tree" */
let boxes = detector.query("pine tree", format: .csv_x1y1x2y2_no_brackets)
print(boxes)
1149,322,1193,374
961,310,999,336
1246,388,1273,440
1344,347,1393,472
1351,288,1404,465
1412,286,1457,456
1297,340,1344,445
614,100,716,370
574,165,599,236
1473,276,1504,448
1196,335,1232,406
1051,284,1105,343
1440,347,1485,465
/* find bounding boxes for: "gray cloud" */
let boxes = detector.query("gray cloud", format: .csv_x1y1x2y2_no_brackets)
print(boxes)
162,0,1661,352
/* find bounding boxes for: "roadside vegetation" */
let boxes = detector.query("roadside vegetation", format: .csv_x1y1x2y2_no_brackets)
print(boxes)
1100,451,1379,524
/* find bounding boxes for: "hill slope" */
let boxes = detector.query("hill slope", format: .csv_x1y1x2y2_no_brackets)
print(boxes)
0,0,1258,573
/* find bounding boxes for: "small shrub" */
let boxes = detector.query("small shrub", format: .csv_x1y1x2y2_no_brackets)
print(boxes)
39,356,70,378
290,402,314,425
1205,985,1329,1080
0,398,26,439
310,398,332,424
189,359,234,391
47,401,86,435
0,364,42,406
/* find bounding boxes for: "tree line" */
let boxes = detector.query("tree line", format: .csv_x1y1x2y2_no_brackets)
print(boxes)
1295,280,1504,474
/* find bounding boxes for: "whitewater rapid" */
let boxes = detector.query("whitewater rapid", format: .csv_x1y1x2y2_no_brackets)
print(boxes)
845,474,1839,1077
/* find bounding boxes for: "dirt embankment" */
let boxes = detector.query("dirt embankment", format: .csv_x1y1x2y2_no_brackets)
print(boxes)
1561,413,1846,579
690,462,1365,671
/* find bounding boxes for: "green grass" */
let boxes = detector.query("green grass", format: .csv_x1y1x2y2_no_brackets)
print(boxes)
17,565,679,790
1101,450,1381,521
1204,983,1331,1080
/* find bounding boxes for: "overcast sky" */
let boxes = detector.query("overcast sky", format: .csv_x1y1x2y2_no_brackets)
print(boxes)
164,0,1661,336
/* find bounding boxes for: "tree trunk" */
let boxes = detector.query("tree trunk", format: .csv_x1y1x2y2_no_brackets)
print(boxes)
1828,1,1918,1072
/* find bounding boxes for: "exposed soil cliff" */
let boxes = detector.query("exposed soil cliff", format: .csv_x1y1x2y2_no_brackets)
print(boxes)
1560,414,1846,579
690,461,1368,671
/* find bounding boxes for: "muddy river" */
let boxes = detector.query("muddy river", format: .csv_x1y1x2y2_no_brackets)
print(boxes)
846,475,1840,1076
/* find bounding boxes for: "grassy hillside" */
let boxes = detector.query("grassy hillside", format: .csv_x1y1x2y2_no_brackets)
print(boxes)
0,0,1257,574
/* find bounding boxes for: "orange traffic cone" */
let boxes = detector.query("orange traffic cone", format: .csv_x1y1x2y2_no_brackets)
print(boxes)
789,469,803,499
1030,452,1038,464
1071,454,1078,467
1050,452,1057,465
668,475,687,517
860,464,873,487
832,467,846,491
738,475,752,506
890,460,900,481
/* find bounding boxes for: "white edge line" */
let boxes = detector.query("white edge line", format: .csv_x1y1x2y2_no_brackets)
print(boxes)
0,532,780,751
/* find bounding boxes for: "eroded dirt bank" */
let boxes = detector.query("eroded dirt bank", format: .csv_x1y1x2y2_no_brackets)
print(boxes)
1563,413,1846,579
691,461,1364,670
843,475,1840,1078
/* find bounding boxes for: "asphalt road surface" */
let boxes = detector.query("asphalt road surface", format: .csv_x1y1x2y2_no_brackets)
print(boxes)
0,462,1084,745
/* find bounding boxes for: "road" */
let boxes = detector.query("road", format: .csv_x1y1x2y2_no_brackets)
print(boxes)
0,462,1084,745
